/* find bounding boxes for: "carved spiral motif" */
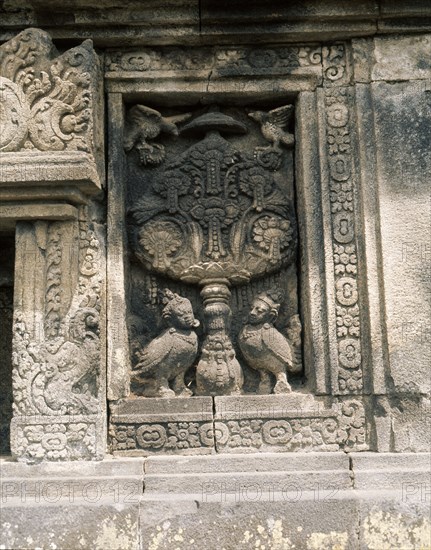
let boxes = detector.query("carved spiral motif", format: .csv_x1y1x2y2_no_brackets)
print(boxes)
338,339,361,369
262,420,293,445
0,77,30,151
136,424,167,449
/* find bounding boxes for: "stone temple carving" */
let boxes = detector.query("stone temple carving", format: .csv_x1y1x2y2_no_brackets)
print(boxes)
238,291,301,394
127,105,299,397
248,105,295,151
124,105,192,166
131,289,199,397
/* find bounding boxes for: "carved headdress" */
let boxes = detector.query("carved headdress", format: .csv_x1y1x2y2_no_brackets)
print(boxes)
255,290,282,318
161,289,199,328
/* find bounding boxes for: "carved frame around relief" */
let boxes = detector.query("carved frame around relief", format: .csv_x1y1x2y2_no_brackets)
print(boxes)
106,42,368,454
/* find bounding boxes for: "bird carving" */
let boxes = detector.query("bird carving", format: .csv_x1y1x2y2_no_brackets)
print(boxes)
124,105,192,166
248,104,295,151
238,291,295,394
131,290,199,397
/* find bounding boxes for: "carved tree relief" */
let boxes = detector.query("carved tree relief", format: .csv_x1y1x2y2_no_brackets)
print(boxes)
126,105,301,397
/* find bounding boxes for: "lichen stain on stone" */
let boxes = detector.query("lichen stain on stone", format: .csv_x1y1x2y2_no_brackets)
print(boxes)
363,510,431,550
240,519,295,548
306,531,348,549
149,529,166,550
94,515,137,550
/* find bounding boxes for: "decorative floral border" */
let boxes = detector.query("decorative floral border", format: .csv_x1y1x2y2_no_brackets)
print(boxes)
11,414,103,462
110,398,367,454
106,45,322,75
323,45,363,395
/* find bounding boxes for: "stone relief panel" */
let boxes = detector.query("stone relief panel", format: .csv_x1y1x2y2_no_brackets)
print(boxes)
0,28,97,155
11,217,105,462
124,104,301,398
107,41,370,455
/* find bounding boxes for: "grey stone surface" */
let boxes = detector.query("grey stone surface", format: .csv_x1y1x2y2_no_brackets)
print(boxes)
139,498,360,550
372,80,430,397
3,1,431,47
1,11,431,550
1,453,430,548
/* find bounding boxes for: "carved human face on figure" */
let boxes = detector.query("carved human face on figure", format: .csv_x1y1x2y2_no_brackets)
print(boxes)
162,291,200,330
171,302,199,330
248,298,275,326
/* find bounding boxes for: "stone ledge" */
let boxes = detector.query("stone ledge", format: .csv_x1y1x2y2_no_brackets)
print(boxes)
2,2,431,46
0,203,78,221
0,151,102,204
1,453,429,549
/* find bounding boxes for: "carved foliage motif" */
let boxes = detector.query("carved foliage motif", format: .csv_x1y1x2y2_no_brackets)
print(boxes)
0,28,98,153
12,221,103,461
13,417,98,461
130,112,297,286
324,83,363,393
106,45,322,74
110,399,367,454
110,421,214,453
215,399,367,452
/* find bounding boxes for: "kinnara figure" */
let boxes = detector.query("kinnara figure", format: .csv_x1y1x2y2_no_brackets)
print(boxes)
238,291,301,394
131,289,199,397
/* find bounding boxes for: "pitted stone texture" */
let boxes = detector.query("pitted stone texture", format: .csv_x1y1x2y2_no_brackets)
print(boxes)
0,457,143,549
372,80,431,396
1,503,140,550
359,499,431,550
140,498,359,550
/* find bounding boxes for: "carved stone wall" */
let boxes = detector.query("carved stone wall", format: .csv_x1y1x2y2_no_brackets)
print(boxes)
0,29,106,462
1,11,431,550
1,26,429,465
106,41,373,456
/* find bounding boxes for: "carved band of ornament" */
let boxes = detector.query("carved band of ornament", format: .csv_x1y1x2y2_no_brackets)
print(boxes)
105,45,322,74
322,44,347,83
110,399,367,453
13,223,102,422
324,86,363,394
12,416,100,461
45,225,63,339
0,28,96,154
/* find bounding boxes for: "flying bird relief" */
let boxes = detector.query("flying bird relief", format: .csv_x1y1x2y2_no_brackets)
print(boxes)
124,105,192,165
248,105,295,152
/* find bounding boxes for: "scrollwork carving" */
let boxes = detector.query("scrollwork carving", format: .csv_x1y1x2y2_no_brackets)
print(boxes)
106,45,322,75
0,28,99,154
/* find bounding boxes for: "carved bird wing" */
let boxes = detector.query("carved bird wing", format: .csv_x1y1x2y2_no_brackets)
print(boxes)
268,105,294,129
124,105,164,151
165,112,193,125
133,331,175,375
261,327,293,366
